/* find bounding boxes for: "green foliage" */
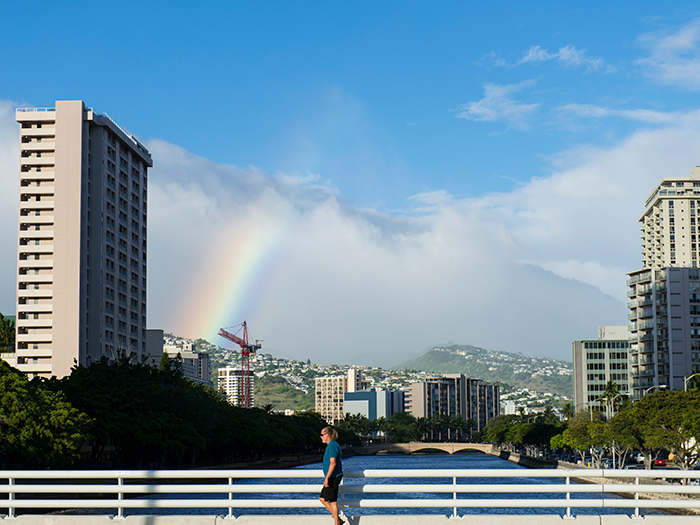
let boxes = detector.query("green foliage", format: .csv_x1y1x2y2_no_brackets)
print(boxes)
634,390,700,470
0,361,90,467
0,313,15,352
45,357,329,468
387,412,419,442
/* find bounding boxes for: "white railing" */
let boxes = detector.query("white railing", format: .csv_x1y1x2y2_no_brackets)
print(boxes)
1,468,700,519
16,108,56,113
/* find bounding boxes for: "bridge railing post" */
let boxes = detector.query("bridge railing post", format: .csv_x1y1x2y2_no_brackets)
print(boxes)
452,476,458,518
116,476,125,519
228,476,234,519
8,477,14,519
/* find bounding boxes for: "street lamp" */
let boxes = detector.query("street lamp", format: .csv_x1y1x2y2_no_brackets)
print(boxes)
609,392,626,419
684,373,700,391
642,384,667,396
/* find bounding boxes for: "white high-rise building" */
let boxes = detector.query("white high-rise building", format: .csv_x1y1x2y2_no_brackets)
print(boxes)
640,167,700,268
12,101,152,378
218,366,255,407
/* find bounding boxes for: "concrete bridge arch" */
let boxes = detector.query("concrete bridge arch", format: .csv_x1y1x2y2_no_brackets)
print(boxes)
354,442,493,455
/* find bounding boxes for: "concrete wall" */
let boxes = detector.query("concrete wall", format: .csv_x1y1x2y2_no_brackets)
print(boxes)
3,515,699,525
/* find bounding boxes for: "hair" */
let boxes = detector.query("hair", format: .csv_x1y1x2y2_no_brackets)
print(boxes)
323,426,338,441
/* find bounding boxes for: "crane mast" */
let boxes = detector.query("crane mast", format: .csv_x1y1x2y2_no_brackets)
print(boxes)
218,321,262,408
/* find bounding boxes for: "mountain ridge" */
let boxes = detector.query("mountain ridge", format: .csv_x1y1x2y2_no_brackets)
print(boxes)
396,344,572,397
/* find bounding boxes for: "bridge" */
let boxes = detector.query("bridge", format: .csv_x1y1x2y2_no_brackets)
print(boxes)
2,467,700,524
353,442,494,455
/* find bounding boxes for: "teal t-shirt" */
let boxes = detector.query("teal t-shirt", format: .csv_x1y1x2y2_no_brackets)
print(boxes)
323,440,343,478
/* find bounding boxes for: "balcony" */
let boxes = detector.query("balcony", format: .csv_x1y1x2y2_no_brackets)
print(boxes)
21,170,56,181
16,333,52,343
20,142,55,152
18,259,54,269
17,273,53,283
16,318,53,329
17,288,53,298
20,156,55,166
17,304,53,313
18,245,54,255
19,230,55,240
19,215,55,225
21,127,56,137
16,347,52,358
20,185,55,196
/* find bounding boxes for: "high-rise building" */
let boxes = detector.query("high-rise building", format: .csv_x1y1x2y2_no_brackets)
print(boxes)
627,267,700,398
315,368,370,423
405,374,500,432
218,366,255,406
639,167,700,269
12,101,152,378
572,325,630,409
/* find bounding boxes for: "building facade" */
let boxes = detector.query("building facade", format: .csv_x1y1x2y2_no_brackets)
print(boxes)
572,325,630,409
12,101,152,378
344,388,405,421
627,267,700,398
164,342,211,385
405,374,499,432
315,368,370,423
639,167,700,269
218,366,255,406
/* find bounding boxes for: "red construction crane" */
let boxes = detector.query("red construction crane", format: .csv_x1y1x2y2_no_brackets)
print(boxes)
218,321,262,408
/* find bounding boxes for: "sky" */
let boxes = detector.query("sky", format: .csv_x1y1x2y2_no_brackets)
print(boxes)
2,2,700,367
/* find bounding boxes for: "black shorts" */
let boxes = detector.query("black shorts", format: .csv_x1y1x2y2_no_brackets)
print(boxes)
320,475,343,502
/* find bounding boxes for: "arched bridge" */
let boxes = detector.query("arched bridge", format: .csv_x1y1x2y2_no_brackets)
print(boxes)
352,442,494,455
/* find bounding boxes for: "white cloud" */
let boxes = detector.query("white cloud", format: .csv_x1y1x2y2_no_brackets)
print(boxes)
555,103,700,125
519,44,615,73
454,80,540,129
4,100,700,367
143,135,642,366
637,19,700,88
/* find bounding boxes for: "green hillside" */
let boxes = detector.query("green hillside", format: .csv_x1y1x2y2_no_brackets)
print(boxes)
397,345,572,397
255,374,315,411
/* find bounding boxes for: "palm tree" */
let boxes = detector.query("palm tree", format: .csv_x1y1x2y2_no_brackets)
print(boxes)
561,402,575,422
599,380,624,421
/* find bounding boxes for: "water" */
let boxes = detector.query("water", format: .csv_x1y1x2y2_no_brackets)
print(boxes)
126,452,664,517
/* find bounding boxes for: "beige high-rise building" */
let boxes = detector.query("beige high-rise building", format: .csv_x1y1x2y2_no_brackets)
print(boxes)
640,166,700,268
315,368,370,423
13,101,152,378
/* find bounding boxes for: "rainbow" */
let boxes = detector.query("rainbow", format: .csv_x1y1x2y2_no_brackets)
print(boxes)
172,215,287,344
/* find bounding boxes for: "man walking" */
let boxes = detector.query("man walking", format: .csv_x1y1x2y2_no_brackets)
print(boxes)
319,426,344,525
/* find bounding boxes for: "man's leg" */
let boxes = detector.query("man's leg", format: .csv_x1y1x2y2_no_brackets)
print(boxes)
319,497,343,525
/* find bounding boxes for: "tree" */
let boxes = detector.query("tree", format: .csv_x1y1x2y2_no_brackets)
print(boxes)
561,402,575,423
0,361,90,468
637,390,700,470
158,352,171,372
0,313,15,352
566,410,607,466
387,412,418,442
607,406,639,468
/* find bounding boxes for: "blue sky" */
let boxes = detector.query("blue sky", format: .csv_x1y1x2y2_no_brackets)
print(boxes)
2,2,700,365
